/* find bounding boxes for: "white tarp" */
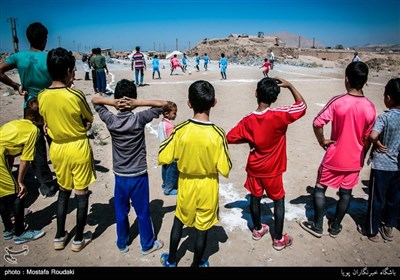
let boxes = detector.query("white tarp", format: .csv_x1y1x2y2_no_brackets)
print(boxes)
166,50,183,59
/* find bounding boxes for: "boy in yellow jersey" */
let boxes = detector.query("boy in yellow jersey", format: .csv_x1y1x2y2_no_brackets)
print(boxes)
0,98,46,244
38,48,95,252
159,80,232,267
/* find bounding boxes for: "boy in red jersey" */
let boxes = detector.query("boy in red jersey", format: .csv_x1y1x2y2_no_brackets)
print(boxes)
227,77,306,250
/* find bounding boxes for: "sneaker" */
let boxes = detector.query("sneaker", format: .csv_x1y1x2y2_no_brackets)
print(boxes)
71,232,92,252
199,259,209,267
3,223,29,240
14,229,45,244
299,220,323,238
272,233,293,251
328,223,342,238
118,246,129,253
379,225,394,241
141,239,164,255
252,224,269,241
164,189,178,196
3,230,14,240
54,231,68,250
160,252,177,267
368,234,380,242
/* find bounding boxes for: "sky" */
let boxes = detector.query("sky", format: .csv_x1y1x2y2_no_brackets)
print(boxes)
0,0,399,53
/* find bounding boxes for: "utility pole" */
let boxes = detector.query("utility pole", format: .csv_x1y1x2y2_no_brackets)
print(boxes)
153,42,155,51
7,17,19,53
298,36,301,48
57,36,61,47
176,38,178,51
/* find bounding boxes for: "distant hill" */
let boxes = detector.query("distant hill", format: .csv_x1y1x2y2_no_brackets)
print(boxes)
267,32,325,49
354,43,400,52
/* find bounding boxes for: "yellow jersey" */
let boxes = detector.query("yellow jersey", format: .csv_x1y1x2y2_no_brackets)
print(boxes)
38,87,93,141
0,119,38,160
159,119,231,178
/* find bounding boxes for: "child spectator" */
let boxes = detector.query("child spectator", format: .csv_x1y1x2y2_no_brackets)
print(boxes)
268,49,275,70
352,51,361,62
38,47,96,252
92,79,166,254
0,21,58,198
82,54,90,80
300,61,376,239
159,80,232,267
227,77,306,250
363,78,400,242
90,47,109,95
157,101,179,196
0,98,46,244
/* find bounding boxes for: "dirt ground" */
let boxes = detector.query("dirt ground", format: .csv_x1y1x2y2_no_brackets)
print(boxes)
0,55,399,275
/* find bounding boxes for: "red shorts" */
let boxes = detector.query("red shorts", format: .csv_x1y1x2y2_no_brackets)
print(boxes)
317,165,360,190
244,174,285,200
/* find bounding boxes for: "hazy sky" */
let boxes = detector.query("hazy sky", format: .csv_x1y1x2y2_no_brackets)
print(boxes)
0,0,399,53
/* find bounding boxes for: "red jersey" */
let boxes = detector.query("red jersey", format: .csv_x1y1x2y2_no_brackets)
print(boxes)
227,101,306,177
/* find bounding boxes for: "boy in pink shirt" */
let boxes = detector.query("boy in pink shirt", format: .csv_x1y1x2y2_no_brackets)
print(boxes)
170,55,185,75
300,61,376,238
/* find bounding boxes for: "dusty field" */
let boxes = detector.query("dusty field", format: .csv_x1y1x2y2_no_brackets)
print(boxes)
0,56,399,275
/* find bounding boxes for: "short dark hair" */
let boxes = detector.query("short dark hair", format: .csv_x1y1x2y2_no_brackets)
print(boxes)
26,22,48,50
256,77,280,104
188,80,215,113
345,61,369,90
47,47,75,81
24,98,43,125
114,79,137,100
384,78,400,105
136,46,140,51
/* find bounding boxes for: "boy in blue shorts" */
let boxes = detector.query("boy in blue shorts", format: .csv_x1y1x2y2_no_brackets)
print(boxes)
159,80,232,267
92,79,166,254
152,55,161,79
219,53,227,80
38,48,96,252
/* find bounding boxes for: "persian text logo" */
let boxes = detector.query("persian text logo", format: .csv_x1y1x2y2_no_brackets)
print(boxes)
4,245,29,264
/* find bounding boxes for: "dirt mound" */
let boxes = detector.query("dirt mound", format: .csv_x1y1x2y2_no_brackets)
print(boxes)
365,56,400,72
190,34,281,60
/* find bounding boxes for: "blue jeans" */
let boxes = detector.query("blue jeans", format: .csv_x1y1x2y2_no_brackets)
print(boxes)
161,161,178,195
365,169,400,236
114,174,155,251
135,69,144,86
